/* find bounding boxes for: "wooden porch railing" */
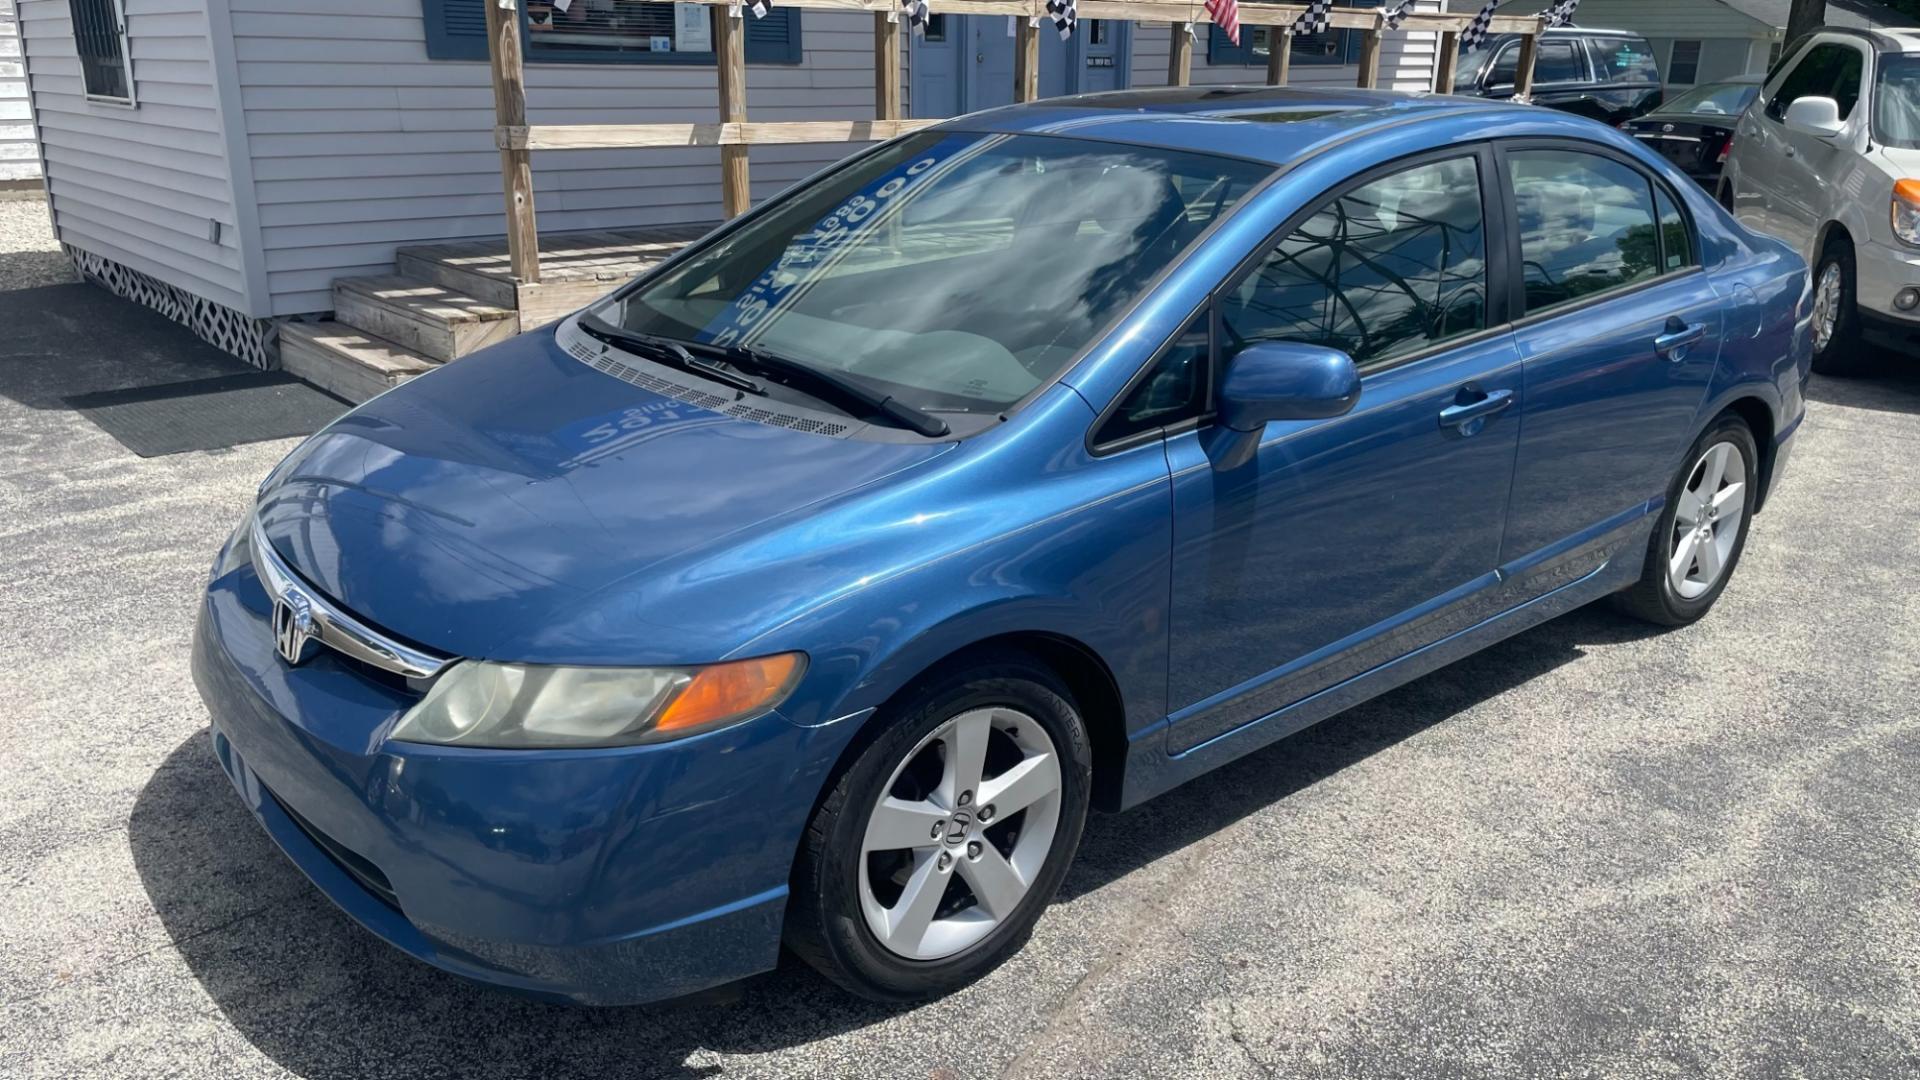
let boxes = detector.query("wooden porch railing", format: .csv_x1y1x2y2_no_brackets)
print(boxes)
484,0,1549,287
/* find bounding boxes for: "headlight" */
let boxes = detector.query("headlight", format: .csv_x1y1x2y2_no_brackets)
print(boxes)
1893,179,1920,246
390,652,806,749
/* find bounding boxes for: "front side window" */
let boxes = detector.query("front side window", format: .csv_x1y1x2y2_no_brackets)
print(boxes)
604,133,1271,414
1097,311,1211,446
1766,42,1865,121
66,0,132,102
1872,53,1920,148
1220,156,1488,367
1508,149,1662,313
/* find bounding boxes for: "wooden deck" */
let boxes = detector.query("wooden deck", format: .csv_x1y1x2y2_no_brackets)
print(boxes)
395,224,715,328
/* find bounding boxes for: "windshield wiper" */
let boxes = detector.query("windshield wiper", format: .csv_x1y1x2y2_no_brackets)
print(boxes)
577,315,763,395
711,342,950,438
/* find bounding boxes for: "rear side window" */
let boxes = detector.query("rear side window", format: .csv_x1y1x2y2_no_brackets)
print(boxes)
1654,185,1694,272
1508,149,1661,313
1589,38,1661,84
1766,42,1865,121
1221,156,1488,367
1535,40,1587,85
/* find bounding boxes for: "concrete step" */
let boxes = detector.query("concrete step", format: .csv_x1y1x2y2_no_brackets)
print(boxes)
331,274,519,363
280,320,438,404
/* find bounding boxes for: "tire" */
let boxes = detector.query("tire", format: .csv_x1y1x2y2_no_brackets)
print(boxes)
785,653,1093,1002
1809,236,1867,376
1612,414,1760,627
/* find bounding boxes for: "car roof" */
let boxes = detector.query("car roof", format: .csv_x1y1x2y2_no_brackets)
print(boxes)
942,86,1529,167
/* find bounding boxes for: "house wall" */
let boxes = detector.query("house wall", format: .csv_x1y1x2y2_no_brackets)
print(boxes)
1,0,38,181
234,1,899,316
17,0,246,308
1131,5,1445,93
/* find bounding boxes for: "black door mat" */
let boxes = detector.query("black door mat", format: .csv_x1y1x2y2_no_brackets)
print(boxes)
64,371,348,458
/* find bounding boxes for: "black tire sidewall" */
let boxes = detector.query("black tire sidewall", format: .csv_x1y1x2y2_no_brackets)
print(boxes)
801,658,1092,1000
1650,417,1759,622
1811,240,1861,371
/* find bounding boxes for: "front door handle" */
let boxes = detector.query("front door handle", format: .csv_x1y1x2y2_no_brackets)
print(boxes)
1438,386,1513,436
1654,317,1707,361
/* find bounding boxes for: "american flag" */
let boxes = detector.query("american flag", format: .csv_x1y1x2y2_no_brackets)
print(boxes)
1291,0,1332,36
1541,0,1580,27
1046,0,1076,39
1459,0,1500,49
1207,0,1240,45
1383,0,1419,31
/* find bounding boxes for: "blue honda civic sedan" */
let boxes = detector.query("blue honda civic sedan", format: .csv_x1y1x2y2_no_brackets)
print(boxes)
194,86,1810,1005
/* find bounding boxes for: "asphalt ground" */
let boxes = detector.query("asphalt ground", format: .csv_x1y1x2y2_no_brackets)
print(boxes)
4,200,1920,1078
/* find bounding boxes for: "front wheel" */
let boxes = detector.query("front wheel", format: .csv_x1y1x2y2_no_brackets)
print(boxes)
1809,239,1866,375
785,654,1092,1001
1613,415,1759,627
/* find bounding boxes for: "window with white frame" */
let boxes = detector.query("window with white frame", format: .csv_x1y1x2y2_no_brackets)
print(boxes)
1668,39,1702,85
66,0,133,102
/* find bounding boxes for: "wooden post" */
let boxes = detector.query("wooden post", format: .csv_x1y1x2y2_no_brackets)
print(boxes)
1168,23,1192,87
1355,20,1382,88
1512,20,1541,101
875,11,902,119
1015,16,1041,101
715,5,750,218
1434,30,1459,94
484,0,540,285
1266,27,1291,86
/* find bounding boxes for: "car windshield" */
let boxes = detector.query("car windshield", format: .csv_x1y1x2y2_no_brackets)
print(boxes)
1656,81,1759,117
1874,53,1920,148
595,132,1272,414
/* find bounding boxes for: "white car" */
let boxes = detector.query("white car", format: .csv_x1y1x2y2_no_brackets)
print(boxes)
1723,27,1920,373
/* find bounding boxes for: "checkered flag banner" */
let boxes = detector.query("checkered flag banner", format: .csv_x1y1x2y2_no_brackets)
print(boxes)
1046,0,1077,40
1291,0,1331,36
1206,0,1240,45
901,0,930,35
1541,0,1579,27
1383,0,1418,31
1459,0,1499,48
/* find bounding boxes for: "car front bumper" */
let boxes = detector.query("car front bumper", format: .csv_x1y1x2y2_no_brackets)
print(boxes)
1851,239,1920,349
190,557,829,1006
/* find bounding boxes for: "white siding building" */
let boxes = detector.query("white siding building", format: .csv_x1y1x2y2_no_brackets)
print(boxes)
1,0,39,181
17,0,1447,375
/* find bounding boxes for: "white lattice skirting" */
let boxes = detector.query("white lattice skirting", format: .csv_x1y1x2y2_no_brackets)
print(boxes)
66,246,275,369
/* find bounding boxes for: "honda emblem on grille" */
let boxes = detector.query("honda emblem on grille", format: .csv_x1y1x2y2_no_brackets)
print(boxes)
272,590,316,666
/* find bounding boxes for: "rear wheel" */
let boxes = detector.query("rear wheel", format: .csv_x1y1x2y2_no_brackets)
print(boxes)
1613,415,1758,627
1809,237,1866,375
785,654,1092,1001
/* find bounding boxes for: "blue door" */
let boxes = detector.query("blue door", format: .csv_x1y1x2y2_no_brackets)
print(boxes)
1162,149,1524,754
909,17,1131,118
1495,145,1720,578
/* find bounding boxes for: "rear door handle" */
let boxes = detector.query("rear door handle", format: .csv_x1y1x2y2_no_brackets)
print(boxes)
1654,317,1707,361
1438,386,1513,435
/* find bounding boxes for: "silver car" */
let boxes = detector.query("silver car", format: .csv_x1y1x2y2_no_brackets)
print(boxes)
1723,27,1920,373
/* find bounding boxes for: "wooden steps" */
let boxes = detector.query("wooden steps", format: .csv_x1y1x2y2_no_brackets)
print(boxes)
281,226,710,404
281,321,438,404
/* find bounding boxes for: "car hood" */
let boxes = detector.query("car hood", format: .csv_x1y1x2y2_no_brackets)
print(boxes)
255,327,953,660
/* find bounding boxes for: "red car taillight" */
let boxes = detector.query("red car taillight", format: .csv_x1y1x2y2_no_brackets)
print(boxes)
1717,134,1734,164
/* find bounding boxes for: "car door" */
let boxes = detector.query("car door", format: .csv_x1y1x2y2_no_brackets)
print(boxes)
1495,143,1720,588
1156,148,1526,754
1752,40,1866,257
1525,37,1600,117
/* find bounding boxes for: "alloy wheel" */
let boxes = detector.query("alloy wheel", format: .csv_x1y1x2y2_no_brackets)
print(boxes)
1668,441,1747,600
1811,260,1843,353
857,707,1063,961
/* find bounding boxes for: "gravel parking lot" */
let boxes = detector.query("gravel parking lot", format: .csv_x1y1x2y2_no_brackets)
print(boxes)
4,200,1919,1079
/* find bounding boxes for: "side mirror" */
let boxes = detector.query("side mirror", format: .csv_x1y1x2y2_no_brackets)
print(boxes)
1783,95,1844,138
1218,341,1361,432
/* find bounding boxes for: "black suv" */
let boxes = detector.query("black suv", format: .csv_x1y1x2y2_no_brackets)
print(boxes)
1452,27,1665,124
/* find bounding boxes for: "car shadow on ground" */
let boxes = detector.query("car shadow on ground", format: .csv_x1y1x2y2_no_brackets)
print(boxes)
129,603,1664,1078
1802,350,1920,416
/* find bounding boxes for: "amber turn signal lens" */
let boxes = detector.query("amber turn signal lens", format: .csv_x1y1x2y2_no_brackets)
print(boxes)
654,652,806,733
1898,179,1920,204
